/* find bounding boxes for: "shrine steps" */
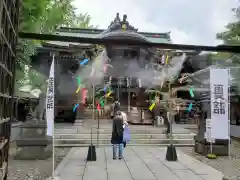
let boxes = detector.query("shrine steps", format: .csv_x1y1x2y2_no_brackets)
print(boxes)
54,122,195,147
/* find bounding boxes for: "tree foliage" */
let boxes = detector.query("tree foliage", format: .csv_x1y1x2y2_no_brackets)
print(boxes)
216,7,240,45
67,13,99,29
16,0,97,92
213,6,240,65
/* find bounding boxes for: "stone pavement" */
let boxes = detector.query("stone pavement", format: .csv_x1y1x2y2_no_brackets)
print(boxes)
54,146,223,180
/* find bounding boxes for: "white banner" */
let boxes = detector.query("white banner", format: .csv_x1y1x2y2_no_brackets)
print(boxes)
46,56,55,136
210,68,229,139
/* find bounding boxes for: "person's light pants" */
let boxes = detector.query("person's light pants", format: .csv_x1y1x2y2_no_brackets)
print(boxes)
112,143,124,158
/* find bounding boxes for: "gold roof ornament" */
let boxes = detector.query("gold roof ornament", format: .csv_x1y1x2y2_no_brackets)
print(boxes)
122,24,127,31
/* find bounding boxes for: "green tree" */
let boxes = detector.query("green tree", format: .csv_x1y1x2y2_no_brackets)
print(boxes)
214,6,240,64
217,7,240,45
17,0,97,92
68,13,98,28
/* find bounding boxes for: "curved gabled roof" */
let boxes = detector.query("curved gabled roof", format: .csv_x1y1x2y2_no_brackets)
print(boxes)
98,31,150,42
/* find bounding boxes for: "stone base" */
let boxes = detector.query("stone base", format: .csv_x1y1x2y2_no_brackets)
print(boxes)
194,141,229,156
166,144,178,161
15,145,52,160
87,145,96,161
15,121,52,160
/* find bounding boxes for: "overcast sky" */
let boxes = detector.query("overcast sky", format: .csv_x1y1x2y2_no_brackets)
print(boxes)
73,0,238,46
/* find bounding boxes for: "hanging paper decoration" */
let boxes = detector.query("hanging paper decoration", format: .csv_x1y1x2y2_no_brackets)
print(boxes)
73,104,79,112
80,58,89,66
187,103,193,112
82,88,87,104
97,103,101,112
106,91,112,97
103,87,107,93
100,100,105,107
76,76,81,85
76,86,81,93
165,55,169,65
149,103,156,111
189,87,194,98
161,55,165,64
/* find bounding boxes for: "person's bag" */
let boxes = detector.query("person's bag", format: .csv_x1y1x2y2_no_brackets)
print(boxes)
123,126,131,143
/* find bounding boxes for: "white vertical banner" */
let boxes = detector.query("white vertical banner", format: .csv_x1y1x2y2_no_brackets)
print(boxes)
204,118,215,143
210,68,229,139
46,55,55,136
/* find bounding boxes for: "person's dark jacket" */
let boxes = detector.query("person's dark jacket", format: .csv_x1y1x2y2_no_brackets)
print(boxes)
111,116,124,144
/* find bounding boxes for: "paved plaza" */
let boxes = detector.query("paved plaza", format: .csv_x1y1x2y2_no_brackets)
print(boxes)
54,146,223,180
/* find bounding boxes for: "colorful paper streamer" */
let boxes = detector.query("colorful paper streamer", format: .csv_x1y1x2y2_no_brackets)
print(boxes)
161,55,165,64
149,103,155,111
80,58,89,65
103,86,107,92
73,104,79,112
106,91,112,97
82,88,87,104
76,86,81,93
187,103,193,112
189,87,194,98
165,55,169,65
97,103,101,112
76,77,81,85
100,100,105,107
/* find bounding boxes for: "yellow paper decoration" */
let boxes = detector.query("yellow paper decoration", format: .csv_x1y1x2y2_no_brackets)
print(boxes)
76,86,81,93
165,55,169,65
106,91,112,97
149,103,155,111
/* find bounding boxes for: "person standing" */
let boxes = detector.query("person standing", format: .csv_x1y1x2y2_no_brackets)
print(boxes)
121,111,128,148
111,111,124,160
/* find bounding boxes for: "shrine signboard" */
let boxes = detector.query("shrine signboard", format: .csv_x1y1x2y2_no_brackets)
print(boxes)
210,68,229,140
128,107,141,123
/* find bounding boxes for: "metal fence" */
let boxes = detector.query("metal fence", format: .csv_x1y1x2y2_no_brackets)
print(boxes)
0,0,19,179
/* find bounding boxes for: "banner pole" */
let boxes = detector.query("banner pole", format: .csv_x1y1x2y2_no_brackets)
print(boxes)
228,68,231,160
128,77,130,113
52,54,55,179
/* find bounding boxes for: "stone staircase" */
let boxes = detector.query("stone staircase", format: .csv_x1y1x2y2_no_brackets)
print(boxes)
54,120,196,147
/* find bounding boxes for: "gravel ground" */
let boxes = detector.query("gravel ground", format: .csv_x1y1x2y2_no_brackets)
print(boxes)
7,142,70,180
180,128,240,180
179,140,240,180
